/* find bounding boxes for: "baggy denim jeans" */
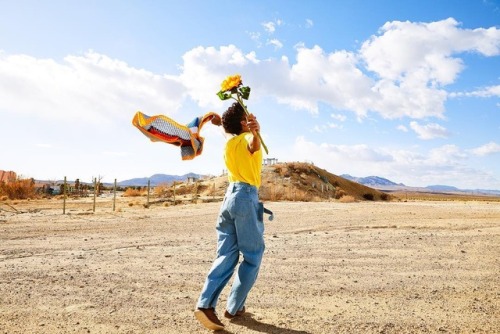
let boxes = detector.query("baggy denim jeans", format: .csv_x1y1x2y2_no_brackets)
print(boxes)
197,182,265,315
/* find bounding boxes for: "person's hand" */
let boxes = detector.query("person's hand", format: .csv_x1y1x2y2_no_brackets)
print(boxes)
246,113,260,135
211,114,222,126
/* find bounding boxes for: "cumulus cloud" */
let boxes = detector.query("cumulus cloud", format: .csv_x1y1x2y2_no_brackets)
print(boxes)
397,125,408,132
360,18,500,119
1,17,499,149
410,121,449,140
262,19,283,34
470,141,500,156
450,85,500,98
292,137,499,189
2,18,498,127
331,113,347,122
0,51,185,125
267,39,284,50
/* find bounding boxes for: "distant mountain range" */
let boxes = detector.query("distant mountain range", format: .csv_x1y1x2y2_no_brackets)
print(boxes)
340,175,404,187
341,174,500,196
116,172,499,196
117,173,202,187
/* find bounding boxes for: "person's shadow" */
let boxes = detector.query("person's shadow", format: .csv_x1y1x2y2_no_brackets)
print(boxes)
222,313,311,334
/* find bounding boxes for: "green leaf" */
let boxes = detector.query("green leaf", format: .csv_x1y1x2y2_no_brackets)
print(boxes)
239,86,251,100
217,91,232,100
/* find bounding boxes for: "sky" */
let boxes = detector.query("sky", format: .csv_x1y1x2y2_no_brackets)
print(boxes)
1,0,499,190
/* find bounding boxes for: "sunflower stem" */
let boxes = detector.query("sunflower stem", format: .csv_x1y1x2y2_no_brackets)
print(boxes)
233,95,269,155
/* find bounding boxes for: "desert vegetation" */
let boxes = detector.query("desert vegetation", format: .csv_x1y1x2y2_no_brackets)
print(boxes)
0,178,37,200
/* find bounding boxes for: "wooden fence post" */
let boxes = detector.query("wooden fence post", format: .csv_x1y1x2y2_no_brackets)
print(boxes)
63,176,67,214
93,178,96,212
113,179,117,211
147,179,150,207
173,181,176,205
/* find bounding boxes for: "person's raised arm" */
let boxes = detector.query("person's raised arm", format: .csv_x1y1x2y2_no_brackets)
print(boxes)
246,114,261,154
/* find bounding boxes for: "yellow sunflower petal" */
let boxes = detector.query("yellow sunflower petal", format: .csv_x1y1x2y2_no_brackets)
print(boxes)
221,74,242,92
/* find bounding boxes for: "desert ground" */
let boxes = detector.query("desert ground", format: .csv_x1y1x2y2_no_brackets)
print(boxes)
1,196,499,334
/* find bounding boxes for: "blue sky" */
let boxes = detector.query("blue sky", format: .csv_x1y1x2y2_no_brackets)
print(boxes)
1,0,499,190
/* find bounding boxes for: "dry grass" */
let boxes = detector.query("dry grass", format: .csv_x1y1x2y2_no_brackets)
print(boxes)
338,195,356,203
122,188,144,197
391,191,500,202
195,162,393,203
0,178,37,200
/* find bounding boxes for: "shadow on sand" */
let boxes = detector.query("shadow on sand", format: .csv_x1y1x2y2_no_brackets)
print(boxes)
222,314,311,334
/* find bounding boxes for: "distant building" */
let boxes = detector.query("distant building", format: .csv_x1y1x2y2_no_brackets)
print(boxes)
263,158,278,166
0,170,17,183
187,176,199,183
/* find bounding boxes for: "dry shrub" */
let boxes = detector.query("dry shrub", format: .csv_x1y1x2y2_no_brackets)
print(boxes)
205,183,216,197
128,202,134,207
363,193,375,201
339,195,356,203
0,179,36,200
154,184,172,197
175,185,192,195
123,188,143,197
260,184,314,202
335,189,346,199
1,196,8,201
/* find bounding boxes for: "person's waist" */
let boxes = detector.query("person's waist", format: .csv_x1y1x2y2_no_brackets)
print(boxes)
228,182,258,193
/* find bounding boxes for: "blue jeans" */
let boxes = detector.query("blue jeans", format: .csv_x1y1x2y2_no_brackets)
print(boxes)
197,182,265,315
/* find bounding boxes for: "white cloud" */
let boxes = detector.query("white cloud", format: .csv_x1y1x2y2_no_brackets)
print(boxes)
361,18,500,82
428,144,467,164
331,113,347,122
267,39,284,50
470,141,500,156
450,85,500,98
292,137,499,189
327,122,343,129
360,18,500,119
3,17,498,127
0,51,185,125
397,125,408,132
247,31,262,47
262,21,276,33
262,19,283,35
410,121,449,140
179,45,259,108
305,19,314,28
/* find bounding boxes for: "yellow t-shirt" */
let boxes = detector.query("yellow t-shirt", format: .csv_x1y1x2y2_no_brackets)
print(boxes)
225,132,263,188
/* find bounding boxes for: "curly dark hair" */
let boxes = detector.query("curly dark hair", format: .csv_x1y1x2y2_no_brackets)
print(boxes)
222,102,246,135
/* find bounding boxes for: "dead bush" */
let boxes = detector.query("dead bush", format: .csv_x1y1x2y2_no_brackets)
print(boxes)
123,188,143,197
335,189,346,199
154,184,173,198
363,193,375,201
0,178,37,200
339,195,356,203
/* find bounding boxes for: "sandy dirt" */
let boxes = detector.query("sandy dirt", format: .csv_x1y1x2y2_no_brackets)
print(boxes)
1,197,499,334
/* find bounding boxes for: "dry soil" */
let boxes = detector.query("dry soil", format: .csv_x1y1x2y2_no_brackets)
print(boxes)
1,197,499,333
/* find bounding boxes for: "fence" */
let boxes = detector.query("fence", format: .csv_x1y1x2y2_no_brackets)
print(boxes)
57,177,224,215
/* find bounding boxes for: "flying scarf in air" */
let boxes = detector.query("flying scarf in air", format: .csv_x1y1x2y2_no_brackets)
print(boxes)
132,111,220,160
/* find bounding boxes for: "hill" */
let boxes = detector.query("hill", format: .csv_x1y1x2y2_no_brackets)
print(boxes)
194,162,392,202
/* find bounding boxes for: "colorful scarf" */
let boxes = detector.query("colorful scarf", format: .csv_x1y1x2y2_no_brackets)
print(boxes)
132,111,220,160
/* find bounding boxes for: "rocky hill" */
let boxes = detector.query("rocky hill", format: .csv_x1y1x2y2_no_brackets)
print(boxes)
195,162,392,202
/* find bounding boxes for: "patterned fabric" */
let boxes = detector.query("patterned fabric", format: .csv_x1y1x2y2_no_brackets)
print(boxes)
132,111,220,160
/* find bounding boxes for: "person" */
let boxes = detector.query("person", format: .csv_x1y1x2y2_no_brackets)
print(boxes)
194,102,265,331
